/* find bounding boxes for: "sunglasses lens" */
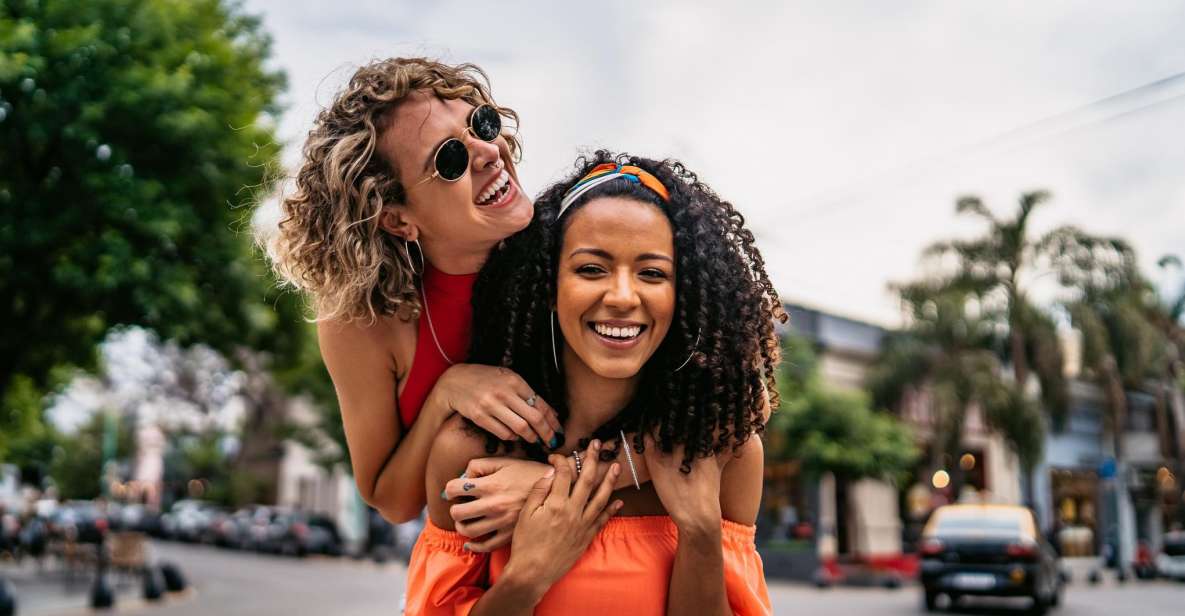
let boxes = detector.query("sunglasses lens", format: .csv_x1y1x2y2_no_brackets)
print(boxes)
470,105,501,142
434,139,469,181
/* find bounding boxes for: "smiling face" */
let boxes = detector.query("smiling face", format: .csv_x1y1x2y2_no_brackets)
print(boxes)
378,90,533,248
556,196,677,381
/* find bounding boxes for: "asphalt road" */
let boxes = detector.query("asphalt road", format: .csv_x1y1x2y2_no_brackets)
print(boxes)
14,542,1183,615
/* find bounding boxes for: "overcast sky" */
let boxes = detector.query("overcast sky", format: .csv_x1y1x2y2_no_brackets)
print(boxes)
246,0,1185,327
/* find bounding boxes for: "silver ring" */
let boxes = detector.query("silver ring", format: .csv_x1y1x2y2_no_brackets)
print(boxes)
525,394,536,407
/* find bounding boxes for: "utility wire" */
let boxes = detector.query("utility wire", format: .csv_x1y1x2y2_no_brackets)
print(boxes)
785,70,1185,225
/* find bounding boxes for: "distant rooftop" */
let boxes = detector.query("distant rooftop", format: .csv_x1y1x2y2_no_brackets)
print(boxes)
783,302,887,358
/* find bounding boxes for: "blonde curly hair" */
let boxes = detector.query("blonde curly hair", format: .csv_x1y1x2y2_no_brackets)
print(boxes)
265,57,521,324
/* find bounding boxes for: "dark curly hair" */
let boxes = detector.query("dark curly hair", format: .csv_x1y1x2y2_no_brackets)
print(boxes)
469,151,786,472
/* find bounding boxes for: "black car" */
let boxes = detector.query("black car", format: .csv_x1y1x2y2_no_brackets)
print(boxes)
919,504,1063,614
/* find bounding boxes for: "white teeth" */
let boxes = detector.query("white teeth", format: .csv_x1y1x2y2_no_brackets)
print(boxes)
477,170,510,205
593,323,642,339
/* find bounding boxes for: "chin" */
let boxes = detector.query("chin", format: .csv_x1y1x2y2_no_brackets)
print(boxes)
508,194,534,230
585,358,646,380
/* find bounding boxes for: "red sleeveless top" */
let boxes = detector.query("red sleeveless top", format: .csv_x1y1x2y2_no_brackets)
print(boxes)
396,263,478,429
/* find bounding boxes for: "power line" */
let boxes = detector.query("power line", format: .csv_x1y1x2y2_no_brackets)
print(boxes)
784,70,1185,225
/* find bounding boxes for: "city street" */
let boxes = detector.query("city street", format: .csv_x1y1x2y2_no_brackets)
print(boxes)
16,542,1181,616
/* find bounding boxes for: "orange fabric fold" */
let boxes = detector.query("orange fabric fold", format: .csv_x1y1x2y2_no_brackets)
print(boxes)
404,516,771,616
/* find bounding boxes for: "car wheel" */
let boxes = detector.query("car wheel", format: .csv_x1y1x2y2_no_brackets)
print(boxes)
1050,584,1061,607
923,589,939,612
1028,593,1049,616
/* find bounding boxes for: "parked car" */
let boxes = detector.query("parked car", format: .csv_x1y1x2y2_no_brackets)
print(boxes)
1156,531,1185,581
919,504,1063,614
264,511,343,557
110,503,162,536
246,506,282,552
47,501,109,544
161,500,217,542
201,506,262,549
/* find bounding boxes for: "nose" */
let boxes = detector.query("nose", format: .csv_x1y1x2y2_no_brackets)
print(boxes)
603,268,641,311
467,133,503,175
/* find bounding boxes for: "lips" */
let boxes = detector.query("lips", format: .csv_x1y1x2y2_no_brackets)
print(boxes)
475,169,512,207
587,320,648,349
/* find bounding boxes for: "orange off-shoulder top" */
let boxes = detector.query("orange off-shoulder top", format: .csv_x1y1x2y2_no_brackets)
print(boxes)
404,515,771,616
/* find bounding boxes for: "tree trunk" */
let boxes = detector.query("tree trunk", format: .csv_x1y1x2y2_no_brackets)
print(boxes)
1102,356,1127,461
1011,328,1029,391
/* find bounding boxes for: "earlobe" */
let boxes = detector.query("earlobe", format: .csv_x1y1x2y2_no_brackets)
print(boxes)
379,207,418,242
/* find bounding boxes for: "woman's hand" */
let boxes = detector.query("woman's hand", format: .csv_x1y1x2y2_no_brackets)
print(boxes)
642,434,725,533
431,364,563,446
498,441,623,598
643,435,733,616
442,457,551,552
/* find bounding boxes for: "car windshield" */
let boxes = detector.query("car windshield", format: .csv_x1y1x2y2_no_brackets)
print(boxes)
933,513,1024,537
1164,541,1185,556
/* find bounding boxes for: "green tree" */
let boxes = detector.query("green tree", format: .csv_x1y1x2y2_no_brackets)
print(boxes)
768,335,918,484
0,0,298,409
50,410,135,500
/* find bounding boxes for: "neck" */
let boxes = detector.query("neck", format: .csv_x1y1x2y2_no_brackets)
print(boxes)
419,236,495,275
561,345,640,445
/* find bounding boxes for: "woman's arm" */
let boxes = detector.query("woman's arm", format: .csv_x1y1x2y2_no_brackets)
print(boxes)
319,315,565,524
318,318,444,523
443,431,652,553
645,436,764,616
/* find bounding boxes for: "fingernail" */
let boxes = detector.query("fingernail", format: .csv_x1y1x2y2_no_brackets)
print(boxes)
548,435,559,449
462,543,472,551
544,467,556,478
591,439,600,450
459,471,467,479
440,490,448,500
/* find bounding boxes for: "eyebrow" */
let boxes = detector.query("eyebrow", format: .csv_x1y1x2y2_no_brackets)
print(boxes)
569,247,674,263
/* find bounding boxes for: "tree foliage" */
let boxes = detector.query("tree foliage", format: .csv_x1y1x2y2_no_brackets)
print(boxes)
1045,229,1165,459
768,335,919,483
50,410,136,500
921,191,1069,427
869,285,1045,473
0,0,297,406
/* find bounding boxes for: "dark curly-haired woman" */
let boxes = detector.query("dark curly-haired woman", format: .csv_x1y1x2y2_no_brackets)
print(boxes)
405,152,785,615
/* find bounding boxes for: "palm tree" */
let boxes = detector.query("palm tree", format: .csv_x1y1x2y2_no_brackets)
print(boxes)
1149,256,1185,479
1044,229,1165,572
869,284,1044,491
923,191,1069,427
1043,229,1161,463
880,191,1073,506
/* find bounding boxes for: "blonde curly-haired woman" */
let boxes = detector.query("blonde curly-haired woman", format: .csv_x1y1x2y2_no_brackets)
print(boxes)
264,58,587,550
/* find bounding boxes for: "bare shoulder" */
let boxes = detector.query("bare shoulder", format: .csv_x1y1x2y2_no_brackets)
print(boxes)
316,315,415,378
425,414,492,529
431,414,491,474
719,435,764,525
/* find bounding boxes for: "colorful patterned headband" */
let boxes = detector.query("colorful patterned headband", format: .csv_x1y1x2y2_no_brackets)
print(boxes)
557,163,671,217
